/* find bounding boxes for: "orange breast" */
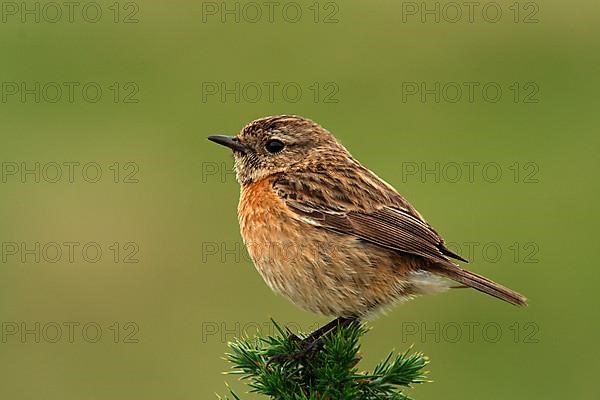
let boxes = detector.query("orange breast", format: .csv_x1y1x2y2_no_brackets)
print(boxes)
238,177,290,241
237,177,307,295
237,177,300,269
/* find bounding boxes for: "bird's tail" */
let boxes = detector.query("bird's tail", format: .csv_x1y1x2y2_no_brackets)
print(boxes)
435,266,527,307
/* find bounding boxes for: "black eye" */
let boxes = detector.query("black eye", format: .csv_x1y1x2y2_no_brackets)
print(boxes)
265,139,285,154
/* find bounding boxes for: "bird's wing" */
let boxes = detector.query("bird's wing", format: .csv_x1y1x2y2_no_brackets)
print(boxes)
273,174,467,268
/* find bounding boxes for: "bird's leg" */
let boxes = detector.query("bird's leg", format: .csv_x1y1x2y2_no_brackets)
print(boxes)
298,316,357,355
304,316,356,343
270,317,357,365
285,326,302,344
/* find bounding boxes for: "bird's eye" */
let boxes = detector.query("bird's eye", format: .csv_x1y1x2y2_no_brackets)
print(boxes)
265,139,285,154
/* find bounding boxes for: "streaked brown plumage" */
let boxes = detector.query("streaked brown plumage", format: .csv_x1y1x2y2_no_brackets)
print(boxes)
209,115,527,319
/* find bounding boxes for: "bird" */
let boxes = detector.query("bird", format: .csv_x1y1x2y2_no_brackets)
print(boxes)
208,115,527,347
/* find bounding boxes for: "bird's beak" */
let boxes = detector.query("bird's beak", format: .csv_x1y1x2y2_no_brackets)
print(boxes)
207,135,247,154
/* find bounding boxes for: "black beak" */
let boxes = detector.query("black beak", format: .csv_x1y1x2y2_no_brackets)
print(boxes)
207,135,247,154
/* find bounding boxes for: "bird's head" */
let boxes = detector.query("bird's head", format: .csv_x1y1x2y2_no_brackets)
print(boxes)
208,115,349,185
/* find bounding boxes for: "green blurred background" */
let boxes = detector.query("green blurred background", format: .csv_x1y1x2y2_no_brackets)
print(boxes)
0,0,598,398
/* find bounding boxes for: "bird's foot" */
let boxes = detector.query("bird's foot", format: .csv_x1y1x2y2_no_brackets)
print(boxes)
268,335,324,365
268,317,356,366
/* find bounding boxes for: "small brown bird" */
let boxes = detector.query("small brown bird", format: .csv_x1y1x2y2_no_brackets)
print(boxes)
209,115,526,340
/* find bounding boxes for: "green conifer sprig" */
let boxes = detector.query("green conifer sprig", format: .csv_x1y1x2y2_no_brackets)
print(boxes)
221,320,429,399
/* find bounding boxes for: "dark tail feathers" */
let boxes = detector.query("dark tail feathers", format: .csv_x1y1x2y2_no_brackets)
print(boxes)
436,266,527,307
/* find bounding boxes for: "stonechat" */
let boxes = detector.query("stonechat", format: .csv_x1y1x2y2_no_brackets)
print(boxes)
209,115,526,337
